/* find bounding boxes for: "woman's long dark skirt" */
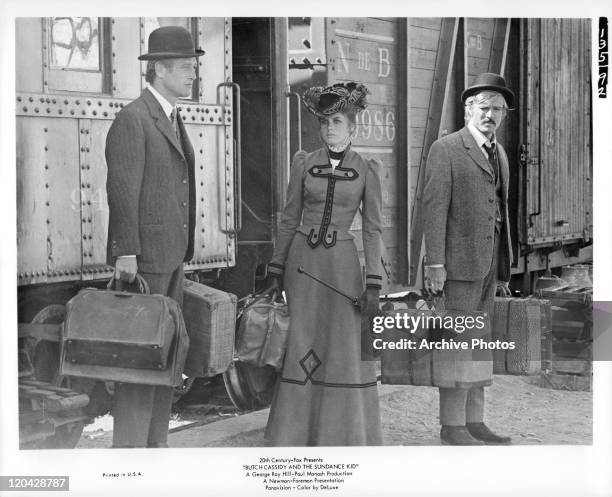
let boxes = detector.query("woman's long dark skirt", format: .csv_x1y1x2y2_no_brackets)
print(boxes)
265,233,382,446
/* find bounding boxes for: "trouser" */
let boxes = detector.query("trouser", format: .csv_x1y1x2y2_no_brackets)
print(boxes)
112,264,184,448
439,231,500,426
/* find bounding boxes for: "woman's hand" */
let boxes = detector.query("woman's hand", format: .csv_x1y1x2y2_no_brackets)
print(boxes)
360,287,380,318
263,274,283,300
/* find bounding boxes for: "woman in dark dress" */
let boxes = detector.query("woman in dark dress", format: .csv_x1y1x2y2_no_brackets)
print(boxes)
264,82,383,446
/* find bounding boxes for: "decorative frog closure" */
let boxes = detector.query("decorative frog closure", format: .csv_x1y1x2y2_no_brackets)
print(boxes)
306,163,359,249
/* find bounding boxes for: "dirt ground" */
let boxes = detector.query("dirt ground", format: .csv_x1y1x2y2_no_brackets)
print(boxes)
78,375,593,448
204,375,592,447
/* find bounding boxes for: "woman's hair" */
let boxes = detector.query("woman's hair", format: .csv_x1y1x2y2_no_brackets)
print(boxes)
318,110,358,125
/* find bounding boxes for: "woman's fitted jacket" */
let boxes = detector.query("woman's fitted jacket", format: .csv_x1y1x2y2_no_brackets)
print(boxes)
268,147,384,289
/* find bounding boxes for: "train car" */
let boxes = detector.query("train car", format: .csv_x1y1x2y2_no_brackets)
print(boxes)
14,16,592,447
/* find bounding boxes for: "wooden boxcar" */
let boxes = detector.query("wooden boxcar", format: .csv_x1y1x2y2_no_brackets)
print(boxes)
15,17,592,447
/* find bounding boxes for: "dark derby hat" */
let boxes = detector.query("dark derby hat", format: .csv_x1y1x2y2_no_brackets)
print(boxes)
138,26,205,61
461,72,514,107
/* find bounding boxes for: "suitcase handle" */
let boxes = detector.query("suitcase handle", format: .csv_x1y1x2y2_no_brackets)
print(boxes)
107,274,150,295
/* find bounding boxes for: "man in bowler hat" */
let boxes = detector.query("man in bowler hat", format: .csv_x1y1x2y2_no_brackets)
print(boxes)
105,26,204,448
423,73,514,445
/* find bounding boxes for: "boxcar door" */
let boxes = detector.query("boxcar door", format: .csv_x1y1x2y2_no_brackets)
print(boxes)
521,18,592,248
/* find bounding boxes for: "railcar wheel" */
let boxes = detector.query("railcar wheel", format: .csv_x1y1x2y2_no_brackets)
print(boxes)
223,361,277,411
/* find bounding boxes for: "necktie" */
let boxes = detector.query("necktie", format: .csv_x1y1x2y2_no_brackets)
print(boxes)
483,143,499,183
170,108,181,143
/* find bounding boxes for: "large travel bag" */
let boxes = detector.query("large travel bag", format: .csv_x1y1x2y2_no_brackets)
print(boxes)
492,297,550,375
235,295,290,370
380,303,493,388
181,279,237,377
60,276,189,387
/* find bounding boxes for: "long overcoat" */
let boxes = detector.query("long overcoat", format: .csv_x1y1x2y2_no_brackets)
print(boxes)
423,126,512,282
105,88,196,273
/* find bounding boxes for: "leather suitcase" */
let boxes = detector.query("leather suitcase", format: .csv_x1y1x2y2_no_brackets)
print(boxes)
181,280,237,377
60,288,189,387
492,297,549,375
380,306,492,388
235,296,289,370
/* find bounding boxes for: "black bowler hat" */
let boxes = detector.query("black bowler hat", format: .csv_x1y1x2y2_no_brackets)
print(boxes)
138,26,205,61
461,72,514,107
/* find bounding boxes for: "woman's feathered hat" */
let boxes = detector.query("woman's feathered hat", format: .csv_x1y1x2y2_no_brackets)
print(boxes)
303,82,369,117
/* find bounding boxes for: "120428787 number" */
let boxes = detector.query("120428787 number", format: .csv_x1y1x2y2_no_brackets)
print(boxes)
1,476,69,491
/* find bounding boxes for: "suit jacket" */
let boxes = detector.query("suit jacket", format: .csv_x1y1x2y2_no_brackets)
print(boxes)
423,126,511,282
269,148,383,288
105,88,196,273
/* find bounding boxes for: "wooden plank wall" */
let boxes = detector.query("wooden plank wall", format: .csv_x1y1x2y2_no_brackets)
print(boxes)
327,17,405,289
407,18,442,210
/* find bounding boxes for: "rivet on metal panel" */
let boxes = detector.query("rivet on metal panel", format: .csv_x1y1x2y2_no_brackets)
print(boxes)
17,96,22,102
199,133,202,137
82,218,87,223
93,111,97,116
46,201,50,206
64,99,69,105
200,149,203,154
209,117,213,122
200,165,203,170
86,165,90,170
205,108,209,113
52,99,56,104
82,110,86,115
192,115,195,121
44,164,48,170
201,228,205,232
23,106,27,112
46,219,50,224
87,100,91,105
70,110,75,115
58,110,63,115
28,96,33,102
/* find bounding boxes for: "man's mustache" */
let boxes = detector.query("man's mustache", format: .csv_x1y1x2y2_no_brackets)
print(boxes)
482,119,496,125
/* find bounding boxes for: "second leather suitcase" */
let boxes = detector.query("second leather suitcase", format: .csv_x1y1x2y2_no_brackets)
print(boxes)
380,306,493,388
492,297,549,375
181,280,237,377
